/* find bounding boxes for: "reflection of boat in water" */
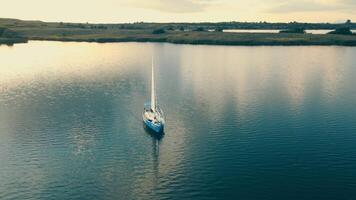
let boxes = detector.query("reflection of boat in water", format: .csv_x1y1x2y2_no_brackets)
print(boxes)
143,58,165,133
144,123,162,185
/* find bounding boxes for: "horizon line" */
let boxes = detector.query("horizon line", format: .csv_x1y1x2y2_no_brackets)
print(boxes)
0,17,353,25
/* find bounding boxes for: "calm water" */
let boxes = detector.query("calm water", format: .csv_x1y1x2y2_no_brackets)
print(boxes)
1,41,356,200
223,29,280,33
223,29,356,34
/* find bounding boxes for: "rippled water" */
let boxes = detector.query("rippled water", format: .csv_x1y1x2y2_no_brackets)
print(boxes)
0,41,356,200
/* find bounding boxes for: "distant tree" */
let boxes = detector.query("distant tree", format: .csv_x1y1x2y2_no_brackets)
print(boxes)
152,28,165,34
0,27,22,38
346,19,351,24
166,26,174,31
95,25,107,29
179,27,185,31
194,27,205,31
328,27,353,35
215,27,223,32
0,27,6,36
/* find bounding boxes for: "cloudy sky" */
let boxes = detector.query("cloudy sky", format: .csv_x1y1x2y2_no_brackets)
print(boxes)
1,0,355,23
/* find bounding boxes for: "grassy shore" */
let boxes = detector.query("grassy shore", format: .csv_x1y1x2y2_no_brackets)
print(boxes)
0,25,27,45
1,18,356,46
0,37,27,45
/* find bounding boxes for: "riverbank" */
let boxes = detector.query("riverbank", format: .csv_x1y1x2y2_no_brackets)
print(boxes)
27,31,356,46
0,37,28,45
1,18,356,46
0,26,28,45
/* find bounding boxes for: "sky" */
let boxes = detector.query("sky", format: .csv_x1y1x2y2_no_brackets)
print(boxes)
1,0,355,23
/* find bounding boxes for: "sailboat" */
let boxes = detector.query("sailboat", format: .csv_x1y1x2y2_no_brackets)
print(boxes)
143,58,165,133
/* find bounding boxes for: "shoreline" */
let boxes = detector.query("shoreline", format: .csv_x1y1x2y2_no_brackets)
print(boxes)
1,18,356,46
2,33,356,46
0,37,28,45
25,32,356,46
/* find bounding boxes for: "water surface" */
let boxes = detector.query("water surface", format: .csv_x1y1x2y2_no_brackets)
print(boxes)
223,29,280,33
223,29,356,34
0,41,356,200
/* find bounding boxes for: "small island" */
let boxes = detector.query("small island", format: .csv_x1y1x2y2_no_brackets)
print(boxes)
1,18,355,46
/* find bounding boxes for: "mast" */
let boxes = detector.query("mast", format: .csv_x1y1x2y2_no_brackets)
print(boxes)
151,57,156,112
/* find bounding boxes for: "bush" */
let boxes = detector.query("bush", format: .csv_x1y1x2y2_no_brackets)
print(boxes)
152,28,165,34
0,27,22,38
328,27,353,35
194,27,205,31
166,26,174,31
215,27,223,32
0,27,6,36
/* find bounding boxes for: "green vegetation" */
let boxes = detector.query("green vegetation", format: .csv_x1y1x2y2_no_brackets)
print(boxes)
194,27,205,32
0,37,27,45
328,27,354,35
0,26,28,45
214,27,223,32
152,28,165,34
1,18,356,46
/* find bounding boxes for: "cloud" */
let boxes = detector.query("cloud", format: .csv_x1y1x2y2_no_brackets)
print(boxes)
338,0,356,9
267,0,356,13
125,0,219,13
267,0,337,13
2,0,355,23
